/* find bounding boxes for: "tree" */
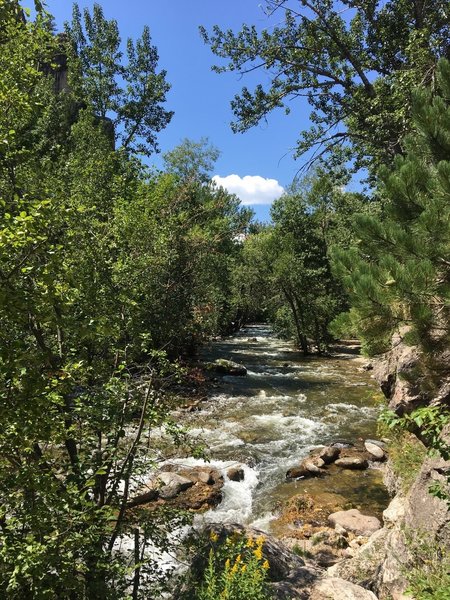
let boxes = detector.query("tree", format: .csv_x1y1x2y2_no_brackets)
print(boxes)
200,0,450,176
332,58,450,357
163,137,221,183
269,183,343,353
66,3,173,155
0,6,187,597
228,170,366,352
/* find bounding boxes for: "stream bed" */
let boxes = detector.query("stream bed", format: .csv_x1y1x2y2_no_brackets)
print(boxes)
171,324,389,534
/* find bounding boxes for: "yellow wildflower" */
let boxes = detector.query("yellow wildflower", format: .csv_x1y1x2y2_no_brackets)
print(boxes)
241,564,247,572
263,559,270,570
225,558,230,571
236,554,241,563
246,536,254,548
231,562,239,574
209,531,219,542
253,546,263,560
256,535,266,545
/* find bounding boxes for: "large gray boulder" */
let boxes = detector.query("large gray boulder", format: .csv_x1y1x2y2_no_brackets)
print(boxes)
310,577,378,600
328,509,381,536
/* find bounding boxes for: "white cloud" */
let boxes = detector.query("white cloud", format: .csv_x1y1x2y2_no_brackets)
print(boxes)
212,174,284,205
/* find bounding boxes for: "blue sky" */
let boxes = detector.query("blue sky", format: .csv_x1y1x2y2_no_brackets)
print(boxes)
44,1,313,221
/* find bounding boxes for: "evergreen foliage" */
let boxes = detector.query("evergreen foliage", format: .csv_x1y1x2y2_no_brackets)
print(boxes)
332,59,450,356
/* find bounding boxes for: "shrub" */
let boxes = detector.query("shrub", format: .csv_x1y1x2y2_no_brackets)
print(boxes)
193,532,272,600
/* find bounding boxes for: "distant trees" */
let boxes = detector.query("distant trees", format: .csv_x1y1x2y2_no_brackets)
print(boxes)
230,170,373,352
201,0,450,176
163,137,221,183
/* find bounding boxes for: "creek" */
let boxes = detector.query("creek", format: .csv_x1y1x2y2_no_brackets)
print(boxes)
170,324,389,534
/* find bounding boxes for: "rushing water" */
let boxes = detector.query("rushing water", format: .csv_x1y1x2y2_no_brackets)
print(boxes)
171,324,388,533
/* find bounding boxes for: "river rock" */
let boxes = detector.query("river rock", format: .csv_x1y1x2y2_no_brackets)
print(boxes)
335,456,369,469
210,358,247,376
287,456,325,479
328,509,381,536
310,577,378,600
127,488,159,509
157,471,194,493
364,440,386,461
227,466,245,482
130,465,224,511
319,446,341,464
330,440,354,449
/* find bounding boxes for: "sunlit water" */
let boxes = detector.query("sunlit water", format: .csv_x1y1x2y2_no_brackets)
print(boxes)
170,325,388,533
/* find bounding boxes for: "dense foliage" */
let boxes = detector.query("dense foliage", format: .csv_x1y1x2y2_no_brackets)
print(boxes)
332,58,450,357
231,170,375,352
0,3,249,597
183,532,272,600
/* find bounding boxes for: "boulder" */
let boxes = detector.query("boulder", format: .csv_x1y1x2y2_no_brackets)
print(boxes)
328,509,381,536
364,441,386,461
155,472,194,500
335,457,369,470
382,496,406,527
327,528,389,588
318,446,341,464
227,466,245,482
129,465,224,512
157,472,194,493
211,358,247,376
310,577,378,600
287,456,326,479
371,333,423,413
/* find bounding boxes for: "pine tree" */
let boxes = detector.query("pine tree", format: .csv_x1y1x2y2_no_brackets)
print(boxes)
332,59,450,357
